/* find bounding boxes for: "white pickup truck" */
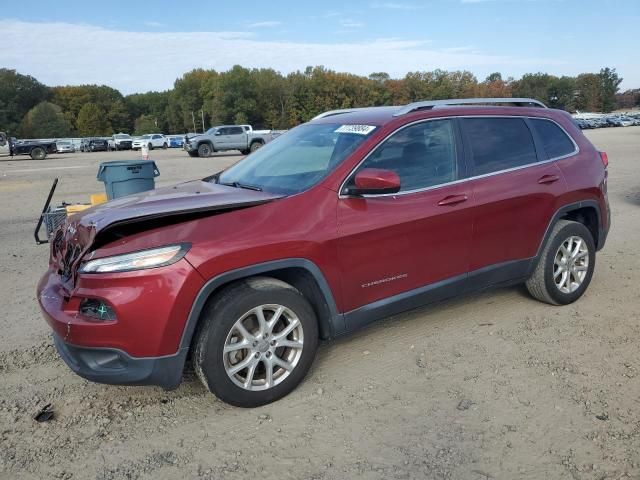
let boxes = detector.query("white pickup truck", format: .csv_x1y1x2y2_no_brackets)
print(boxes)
184,125,274,157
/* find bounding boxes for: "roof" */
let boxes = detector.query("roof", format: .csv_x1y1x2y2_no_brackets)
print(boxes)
309,97,552,127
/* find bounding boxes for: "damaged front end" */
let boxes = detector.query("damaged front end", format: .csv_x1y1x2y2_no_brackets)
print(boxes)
37,179,284,369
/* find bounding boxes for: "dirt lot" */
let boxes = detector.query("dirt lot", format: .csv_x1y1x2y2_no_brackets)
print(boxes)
1,129,639,480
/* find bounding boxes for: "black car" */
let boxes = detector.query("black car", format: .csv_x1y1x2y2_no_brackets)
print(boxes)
80,138,109,152
10,139,57,159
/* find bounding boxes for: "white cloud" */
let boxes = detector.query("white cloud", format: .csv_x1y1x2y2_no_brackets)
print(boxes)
247,21,282,28
370,2,424,9
340,19,365,28
1,20,572,94
143,21,164,28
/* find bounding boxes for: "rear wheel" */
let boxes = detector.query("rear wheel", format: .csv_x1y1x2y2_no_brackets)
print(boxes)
148,142,153,151
162,142,168,149
249,141,263,153
240,149,250,155
30,147,46,160
526,220,596,305
197,143,213,158
193,277,318,407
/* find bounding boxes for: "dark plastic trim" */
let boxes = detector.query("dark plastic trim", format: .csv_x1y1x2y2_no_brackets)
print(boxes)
53,333,187,390
178,258,344,351
343,259,531,332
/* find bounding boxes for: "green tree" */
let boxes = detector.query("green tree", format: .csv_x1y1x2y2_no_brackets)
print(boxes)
599,67,622,112
133,114,158,135
76,103,110,136
108,101,132,133
19,102,71,138
52,85,124,131
0,69,50,135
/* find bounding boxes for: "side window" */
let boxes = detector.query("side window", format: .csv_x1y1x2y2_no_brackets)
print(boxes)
355,119,458,192
530,118,576,159
230,127,244,135
461,118,538,176
217,128,228,135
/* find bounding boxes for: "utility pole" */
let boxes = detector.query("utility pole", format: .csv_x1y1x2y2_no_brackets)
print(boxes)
201,109,205,133
191,111,196,134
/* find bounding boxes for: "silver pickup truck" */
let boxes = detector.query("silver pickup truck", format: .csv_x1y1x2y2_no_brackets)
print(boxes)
184,125,274,157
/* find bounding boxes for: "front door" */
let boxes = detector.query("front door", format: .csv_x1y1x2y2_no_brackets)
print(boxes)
336,119,474,317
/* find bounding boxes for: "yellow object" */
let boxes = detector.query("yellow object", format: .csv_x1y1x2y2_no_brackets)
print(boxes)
65,204,92,214
90,193,107,205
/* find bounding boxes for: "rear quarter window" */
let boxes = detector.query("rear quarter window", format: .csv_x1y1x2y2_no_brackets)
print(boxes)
530,118,576,159
461,117,538,176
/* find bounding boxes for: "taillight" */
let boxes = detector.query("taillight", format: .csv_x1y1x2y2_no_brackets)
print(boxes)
599,151,609,168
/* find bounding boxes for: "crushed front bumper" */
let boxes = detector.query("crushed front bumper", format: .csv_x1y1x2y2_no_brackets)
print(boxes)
53,333,186,389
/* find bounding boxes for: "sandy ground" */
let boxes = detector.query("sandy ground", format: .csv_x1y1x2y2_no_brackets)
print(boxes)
0,129,639,480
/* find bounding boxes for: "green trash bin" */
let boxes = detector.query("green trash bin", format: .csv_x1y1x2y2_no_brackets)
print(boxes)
97,160,160,200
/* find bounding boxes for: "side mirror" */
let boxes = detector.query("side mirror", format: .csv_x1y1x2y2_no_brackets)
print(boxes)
348,168,401,196
214,131,222,136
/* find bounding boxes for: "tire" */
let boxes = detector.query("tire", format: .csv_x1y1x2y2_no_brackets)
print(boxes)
193,277,319,407
526,220,596,305
249,141,263,153
148,143,153,151
197,143,213,158
30,147,46,160
162,142,168,149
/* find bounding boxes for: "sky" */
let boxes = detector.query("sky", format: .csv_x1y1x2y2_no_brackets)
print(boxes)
1,0,638,94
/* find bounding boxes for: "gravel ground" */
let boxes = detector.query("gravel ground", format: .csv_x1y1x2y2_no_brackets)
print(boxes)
0,129,639,480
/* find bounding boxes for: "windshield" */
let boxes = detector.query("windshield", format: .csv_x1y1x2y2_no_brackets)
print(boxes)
205,127,218,135
217,123,376,195
140,135,151,139
115,134,130,139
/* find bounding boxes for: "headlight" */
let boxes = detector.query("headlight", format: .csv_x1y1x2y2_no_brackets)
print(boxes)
79,244,190,273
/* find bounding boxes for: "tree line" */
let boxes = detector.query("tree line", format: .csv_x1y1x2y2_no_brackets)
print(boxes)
0,66,634,139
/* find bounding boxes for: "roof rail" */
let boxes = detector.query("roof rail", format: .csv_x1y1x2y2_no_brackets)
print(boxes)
311,108,371,120
393,97,547,116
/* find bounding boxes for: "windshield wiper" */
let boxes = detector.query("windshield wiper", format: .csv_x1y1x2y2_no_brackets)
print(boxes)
218,180,262,191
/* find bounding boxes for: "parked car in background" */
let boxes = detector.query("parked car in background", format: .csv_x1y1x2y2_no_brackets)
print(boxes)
166,135,185,148
37,98,610,407
80,138,108,152
1,133,57,159
184,125,275,157
108,133,133,151
56,140,76,153
132,134,167,150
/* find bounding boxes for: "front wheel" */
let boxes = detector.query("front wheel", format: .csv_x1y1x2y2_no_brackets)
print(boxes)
148,143,153,151
526,220,596,305
197,143,212,158
162,142,168,149
193,277,318,407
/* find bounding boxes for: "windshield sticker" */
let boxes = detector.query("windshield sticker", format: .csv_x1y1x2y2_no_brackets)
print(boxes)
334,125,376,135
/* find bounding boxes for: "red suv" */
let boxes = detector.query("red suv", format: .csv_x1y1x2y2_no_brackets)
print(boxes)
37,98,610,407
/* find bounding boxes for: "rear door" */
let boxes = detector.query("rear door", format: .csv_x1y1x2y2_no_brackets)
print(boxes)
152,134,164,147
337,119,474,316
462,116,569,273
226,126,247,149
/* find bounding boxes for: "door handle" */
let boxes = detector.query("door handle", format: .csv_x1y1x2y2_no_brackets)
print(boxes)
437,194,468,206
537,174,560,184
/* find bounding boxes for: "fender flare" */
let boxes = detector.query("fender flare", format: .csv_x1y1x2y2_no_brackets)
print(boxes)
178,258,344,351
527,199,606,276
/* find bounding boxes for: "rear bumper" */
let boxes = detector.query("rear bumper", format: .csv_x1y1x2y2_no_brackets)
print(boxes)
53,333,186,389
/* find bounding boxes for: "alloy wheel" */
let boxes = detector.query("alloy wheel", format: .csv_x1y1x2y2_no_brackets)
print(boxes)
223,304,304,391
553,235,589,294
